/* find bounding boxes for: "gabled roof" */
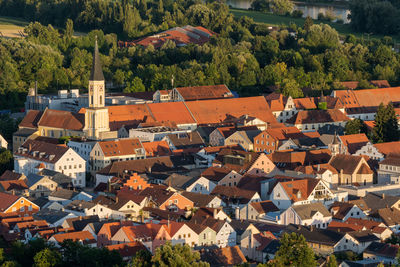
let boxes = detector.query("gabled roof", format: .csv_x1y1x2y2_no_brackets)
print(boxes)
0,192,21,212
0,179,27,191
49,188,78,200
147,101,197,125
200,246,247,267
339,134,369,154
15,140,70,164
286,224,345,246
106,242,147,258
291,202,331,220
357,192,400,213
38,109,84,130
164,174,198,190
98,138,143,157
201,166,233,182
33,208,71,224
264,93,287,112
374,141,400,157
329,154,372,175
286,109,349,125
175,84,233,101
165,132,205,149
364,242,399,259
250,200,279,214
330,201,358,220
181,192,220,207
213,149,262,174
372,208,400,226
51,230,96,244
279,178,321,202
19,110,43,129
293,97,317,109
211,185,258,204
185,96,276,125
142,141,171,157
120,223,169,241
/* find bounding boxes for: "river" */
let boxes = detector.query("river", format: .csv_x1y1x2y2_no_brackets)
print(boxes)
226,0,351,24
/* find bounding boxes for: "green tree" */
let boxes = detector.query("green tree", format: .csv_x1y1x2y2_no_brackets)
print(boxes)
124,76,146,92
326,255,338,267
280,79,303,98
372,102,399,143
274,232,317,267
33,249,61,267
129,249,152,267
0,149,13,175
303,16,313,32
1,262,19,267
152,243,209,267
303,24,339,52
345,119,367,135
270,0,294,15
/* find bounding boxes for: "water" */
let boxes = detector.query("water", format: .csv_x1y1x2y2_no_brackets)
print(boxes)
226,0,351,24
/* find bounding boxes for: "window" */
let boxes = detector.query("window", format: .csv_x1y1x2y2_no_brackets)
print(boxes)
20,206,25,212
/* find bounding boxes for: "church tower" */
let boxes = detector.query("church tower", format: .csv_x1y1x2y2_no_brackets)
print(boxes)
84,38,110,139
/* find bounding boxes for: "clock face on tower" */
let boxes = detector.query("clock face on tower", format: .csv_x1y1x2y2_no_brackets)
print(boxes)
99,85,103,92
89,85,94,94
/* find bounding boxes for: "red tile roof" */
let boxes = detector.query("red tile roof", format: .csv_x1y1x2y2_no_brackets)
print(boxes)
374,141,400,156
106,242,147,258
287,109,349,125
15,139,69,164
175,85,233,101
185,96,277,125
147,102,196,124
279,178,321,202
51,230,96,244
38,109,84,130
124,25,215,48
98,138,143,157
19,110,42,129
0,192,22,212
293,97,317,109
339,133,369,154
142,141,172,157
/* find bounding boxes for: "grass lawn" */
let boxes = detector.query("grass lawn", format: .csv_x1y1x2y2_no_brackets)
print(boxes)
230,8,400,42
0,16,86,38
0,16,29,38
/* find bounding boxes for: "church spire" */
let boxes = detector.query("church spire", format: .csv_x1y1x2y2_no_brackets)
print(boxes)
89,37,105,81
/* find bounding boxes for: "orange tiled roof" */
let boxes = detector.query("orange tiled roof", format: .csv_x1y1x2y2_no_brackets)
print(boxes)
0,192,22,212
374,141,400,156
19,110,43,129
147,102,196,124
280,178,320,202
287,109,349,125
293,97,317,109
175,85,233,101
264,93,287,112
142,141,172,157
339,133,369,154
38,109,84,130
51,230,96,244
335,87,400,109
98,138,143,157
185,96,276,125
0,179,28,191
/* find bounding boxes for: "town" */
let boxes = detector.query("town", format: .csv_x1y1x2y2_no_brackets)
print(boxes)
1,0,400,266
0,37,399,266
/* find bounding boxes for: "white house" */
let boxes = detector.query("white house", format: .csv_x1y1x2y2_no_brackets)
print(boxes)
355,142,384,161
85,203,125,220
280,202,332,228
14,139,86,187
270,178,336,210
68,139,96,171
164,222,198,247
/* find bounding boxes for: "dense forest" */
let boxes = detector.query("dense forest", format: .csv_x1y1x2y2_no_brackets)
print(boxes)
0,0,399,110
349,0,400,35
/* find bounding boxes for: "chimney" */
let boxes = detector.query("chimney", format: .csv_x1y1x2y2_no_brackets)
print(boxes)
382,193,385,199
317,164,320,171
79,216,82,221
213,208,217,218
189,133,193,142
28,143,32,152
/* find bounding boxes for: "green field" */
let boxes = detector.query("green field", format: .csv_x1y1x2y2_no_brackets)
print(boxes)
230,8,400,42
0,16,28,38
